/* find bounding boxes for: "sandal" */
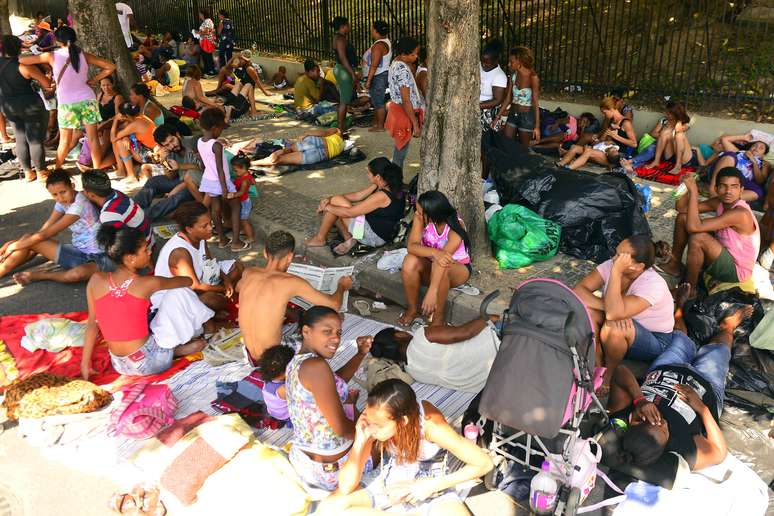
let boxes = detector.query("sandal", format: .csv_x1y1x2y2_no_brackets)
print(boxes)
230,239,251,252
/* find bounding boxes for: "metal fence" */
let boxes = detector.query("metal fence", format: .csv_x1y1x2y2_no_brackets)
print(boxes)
15,0,774,111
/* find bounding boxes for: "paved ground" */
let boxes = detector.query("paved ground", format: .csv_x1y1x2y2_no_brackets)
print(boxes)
1,83,772,515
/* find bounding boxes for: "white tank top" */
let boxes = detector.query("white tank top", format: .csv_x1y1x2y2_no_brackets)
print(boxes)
363,38,392,77
154,233,206,280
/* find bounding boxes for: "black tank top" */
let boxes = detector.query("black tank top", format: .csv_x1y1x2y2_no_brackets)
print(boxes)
234,65,255,86
98,93,117,121
366,189,406,242
0,57,36,100
334,34,356,67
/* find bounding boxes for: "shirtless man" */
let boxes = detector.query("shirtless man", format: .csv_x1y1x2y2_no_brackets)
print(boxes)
237,230,353,361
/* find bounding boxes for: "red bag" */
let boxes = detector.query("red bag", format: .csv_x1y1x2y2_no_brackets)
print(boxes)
200,38,215,54
170,105,201,119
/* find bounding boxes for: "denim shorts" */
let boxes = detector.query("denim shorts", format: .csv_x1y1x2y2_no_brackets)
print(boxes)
506,109,535,132
369,71,389,109
628,320,673,361
289,445,372,491
239,198,252,220
56,244,116,271
109,335,174,376
295,136,328,165
347,217,386,248
648,330,729,414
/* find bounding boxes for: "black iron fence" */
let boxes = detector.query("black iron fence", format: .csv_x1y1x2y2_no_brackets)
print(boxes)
15,0,774,113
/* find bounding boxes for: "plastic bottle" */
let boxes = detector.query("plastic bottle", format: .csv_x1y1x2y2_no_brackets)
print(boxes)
463,423,479,441
529,460,558,516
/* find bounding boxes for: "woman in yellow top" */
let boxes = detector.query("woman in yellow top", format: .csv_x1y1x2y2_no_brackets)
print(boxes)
251,128,345,167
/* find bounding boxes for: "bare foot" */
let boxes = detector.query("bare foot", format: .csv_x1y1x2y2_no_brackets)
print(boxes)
12,272,33,286
666,166,682,175
333,237,356,256
398,309,418,327
650,161,661,168
720,305,754,332
674,282,692,308
304,236,327,247
174,338,207,357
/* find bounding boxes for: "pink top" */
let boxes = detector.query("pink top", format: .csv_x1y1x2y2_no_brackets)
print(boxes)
596,260,674,334
52,47,96,105
421,220,471,265
198,137,231,182
716,199,760,282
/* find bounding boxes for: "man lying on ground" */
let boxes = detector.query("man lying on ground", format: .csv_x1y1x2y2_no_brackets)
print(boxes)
660,169,759,295
237,231,352,361
250,128,345,167
134,123,205,221
607,284,751,471
1,170,114,286
574,235,674,388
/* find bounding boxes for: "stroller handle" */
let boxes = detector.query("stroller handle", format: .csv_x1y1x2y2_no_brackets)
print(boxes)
479,289,501,319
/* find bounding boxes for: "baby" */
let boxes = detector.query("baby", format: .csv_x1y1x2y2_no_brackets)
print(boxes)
272,66,288,89
257,344,295,423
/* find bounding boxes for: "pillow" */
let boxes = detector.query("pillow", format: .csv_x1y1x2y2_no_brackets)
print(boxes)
131,412,253,505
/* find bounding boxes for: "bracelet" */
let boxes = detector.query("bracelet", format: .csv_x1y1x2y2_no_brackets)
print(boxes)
632,395,647,407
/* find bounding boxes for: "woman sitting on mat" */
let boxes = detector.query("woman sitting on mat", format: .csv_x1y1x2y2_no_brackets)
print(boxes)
399,191,472,327
153,201,244,316
305,157,405,255
82,225,215,379
708,138,770,202
0,170,111,286
286,306,371,491
319,379,493,515
642,100,696,175
182,64,223,113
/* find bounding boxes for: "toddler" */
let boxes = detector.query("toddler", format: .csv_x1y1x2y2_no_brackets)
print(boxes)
227,154,256,248
257,344,295,423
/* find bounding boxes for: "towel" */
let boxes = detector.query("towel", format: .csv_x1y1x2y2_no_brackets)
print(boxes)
385,101,424,151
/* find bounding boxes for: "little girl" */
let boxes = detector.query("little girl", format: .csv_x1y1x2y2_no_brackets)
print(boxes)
400,191,472,327
257,344,295,423
197,107,243,251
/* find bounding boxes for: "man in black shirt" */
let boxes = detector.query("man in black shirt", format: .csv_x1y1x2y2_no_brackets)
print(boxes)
607,284,752,470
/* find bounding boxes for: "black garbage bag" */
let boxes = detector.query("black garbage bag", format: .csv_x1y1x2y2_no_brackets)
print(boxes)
683,288,764,345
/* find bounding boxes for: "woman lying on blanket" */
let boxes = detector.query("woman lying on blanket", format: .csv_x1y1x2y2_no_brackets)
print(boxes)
318,379,493,516
708,138,770,202
250,127,345,167
153,201,244,317
399,191,472,328
0,170,113,286
286,306,371,491
305,157,405,255
556,96,637,170
81,225,215,379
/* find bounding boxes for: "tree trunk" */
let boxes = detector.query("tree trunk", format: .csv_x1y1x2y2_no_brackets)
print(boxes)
0,0,11,36
69,0,138,95
419,0,488,259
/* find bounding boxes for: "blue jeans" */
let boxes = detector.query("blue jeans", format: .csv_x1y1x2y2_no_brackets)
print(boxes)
109,336,174,376
648,330,729,415
628,321,673,361
295,136,328,165
630,143,656,167
133,175,194,222
392,143,410,169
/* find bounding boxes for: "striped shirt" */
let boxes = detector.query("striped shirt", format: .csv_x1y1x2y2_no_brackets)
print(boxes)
100,190,153,247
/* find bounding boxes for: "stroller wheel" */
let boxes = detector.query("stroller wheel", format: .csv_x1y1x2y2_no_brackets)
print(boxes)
564,487,581,516
482,455,506,491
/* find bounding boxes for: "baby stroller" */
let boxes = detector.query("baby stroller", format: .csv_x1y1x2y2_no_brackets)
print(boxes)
475,278,608,515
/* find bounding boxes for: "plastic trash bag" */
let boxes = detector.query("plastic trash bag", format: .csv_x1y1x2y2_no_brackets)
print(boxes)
683,288,764,345
487,204,560,269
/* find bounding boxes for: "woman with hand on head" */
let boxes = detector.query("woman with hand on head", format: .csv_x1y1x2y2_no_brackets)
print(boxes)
286,306,372,492
319,379,493,515
20,26,115,169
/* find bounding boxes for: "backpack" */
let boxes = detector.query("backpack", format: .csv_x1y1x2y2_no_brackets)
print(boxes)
107,383,177,439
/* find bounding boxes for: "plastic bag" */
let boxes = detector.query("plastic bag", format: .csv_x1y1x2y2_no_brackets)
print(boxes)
487,204,560,269
683,288,764,345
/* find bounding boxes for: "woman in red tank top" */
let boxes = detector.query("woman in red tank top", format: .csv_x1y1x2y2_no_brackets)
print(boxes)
81,225,214,379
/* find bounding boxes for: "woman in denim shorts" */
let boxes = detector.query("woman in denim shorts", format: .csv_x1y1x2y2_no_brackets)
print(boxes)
497,46,541,147
362,20,392,132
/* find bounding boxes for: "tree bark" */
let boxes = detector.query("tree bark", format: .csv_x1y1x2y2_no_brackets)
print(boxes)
0,0,11,36
68,0,138,95
419,0,488,259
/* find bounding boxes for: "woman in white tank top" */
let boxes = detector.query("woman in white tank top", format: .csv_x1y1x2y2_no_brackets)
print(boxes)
152,202,243,315
362,20,392,131
320,379,493,514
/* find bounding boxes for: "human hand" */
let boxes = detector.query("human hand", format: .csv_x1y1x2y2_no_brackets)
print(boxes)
683,174,698,192
80,361,97,381
404,477,441,504
365,80,372,91
386,481,414,505
676,384,706,411
223,278,234,298
412,120,421,138
356,335,373,356
421,289,437,317
87,78,98,88
532,128,541,143
317,197,331,214
353,412,373,445
436,250,454,268
338,275,353,291
634,400,662,426
605,318,633,334
612,252,634,272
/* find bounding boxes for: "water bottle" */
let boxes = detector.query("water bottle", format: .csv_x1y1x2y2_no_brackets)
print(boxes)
463,423,479,442
634,184,652,213
529,460,558,516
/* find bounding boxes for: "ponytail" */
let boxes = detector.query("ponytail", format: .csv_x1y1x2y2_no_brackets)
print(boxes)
54,26,82,73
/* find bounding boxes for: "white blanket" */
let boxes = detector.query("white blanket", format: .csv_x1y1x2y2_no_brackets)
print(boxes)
613,454,769,516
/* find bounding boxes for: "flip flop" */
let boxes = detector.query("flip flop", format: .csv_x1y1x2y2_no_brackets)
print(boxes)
333,238,356,256
231,240,251,252
353,299,371,316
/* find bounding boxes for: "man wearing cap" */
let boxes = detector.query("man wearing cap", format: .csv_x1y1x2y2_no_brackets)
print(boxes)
24,22,56,52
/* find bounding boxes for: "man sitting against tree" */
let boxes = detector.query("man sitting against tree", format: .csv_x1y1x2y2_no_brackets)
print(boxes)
660,168,760,296
134,124,204,221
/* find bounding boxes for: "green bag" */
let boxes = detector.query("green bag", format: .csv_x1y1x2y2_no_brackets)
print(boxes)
750,308,774,350
487,204,561,269
637,133,656,155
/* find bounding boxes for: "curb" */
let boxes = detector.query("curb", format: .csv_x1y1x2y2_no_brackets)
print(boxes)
252,217,511,325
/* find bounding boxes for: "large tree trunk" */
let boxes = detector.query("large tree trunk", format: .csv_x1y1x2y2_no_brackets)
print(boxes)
419,0,488,259
69,0,138,95
0,0,11,36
